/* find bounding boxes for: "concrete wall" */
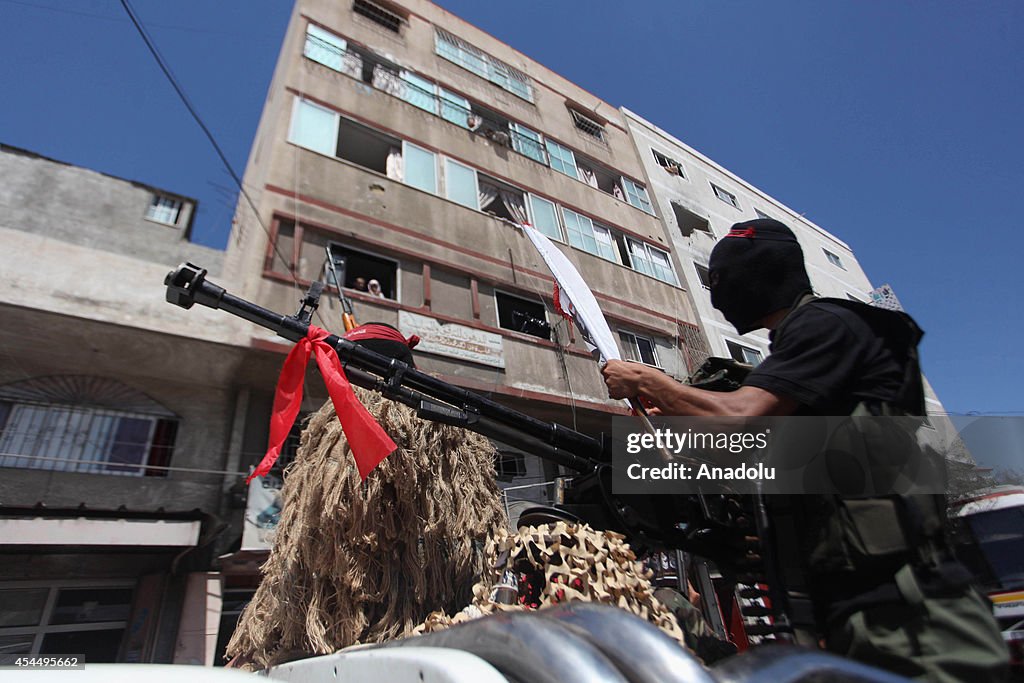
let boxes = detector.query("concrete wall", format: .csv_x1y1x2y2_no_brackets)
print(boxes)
624,109,877,362
0,145,222,273
223,0,703,435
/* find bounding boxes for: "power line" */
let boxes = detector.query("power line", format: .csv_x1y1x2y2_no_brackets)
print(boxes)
117,0,303,302
0,451,249,478
3,0,275,38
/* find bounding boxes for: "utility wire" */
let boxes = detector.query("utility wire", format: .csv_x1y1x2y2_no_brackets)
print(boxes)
4,0,277,36
118,0,302,299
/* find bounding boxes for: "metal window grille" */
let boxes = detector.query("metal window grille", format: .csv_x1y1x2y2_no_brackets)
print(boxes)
353,0,403,33
569,110,605,141
0,402,175,477
434,29,533,101
680,323,711,373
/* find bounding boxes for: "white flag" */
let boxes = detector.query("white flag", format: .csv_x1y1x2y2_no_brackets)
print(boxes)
521,223,621,364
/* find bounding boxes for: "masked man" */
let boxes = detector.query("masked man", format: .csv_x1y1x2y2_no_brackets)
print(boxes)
602,219,1007,682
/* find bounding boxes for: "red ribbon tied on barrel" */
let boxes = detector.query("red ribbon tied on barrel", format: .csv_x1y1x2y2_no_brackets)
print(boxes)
246,325,396,483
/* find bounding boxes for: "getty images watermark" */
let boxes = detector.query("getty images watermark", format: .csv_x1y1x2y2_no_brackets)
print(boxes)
611,416,948,495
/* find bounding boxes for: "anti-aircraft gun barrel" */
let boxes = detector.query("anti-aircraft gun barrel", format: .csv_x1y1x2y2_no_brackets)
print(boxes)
164,262,603,474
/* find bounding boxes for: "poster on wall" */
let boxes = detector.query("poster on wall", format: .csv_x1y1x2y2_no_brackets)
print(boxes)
241,475,282,551
398,311,505,368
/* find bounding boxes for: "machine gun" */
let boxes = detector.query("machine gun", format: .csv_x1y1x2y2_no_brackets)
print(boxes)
164,262,791,642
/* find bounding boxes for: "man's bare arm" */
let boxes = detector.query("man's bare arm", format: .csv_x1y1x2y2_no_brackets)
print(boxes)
601,360,797,417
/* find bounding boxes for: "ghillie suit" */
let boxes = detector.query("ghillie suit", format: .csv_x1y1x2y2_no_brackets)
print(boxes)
414,522,688,647
226,389,507,668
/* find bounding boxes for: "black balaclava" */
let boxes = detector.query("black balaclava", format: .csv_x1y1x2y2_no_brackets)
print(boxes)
708,219,812,334
343,323,419,368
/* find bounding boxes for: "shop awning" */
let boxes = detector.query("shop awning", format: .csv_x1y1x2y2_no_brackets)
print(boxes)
0,516,201,547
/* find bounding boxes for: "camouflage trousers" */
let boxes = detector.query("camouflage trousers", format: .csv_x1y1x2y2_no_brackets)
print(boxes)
654,587,737,664
826,587,1009,683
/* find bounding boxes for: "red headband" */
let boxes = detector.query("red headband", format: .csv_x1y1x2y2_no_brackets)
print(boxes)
344,323,420,348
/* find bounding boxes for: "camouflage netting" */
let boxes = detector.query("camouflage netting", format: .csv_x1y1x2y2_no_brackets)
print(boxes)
226,389,507,668
413,522,686,645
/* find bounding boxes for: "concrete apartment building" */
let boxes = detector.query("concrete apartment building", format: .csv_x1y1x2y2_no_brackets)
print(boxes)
222,0,708,492
0,144,278,664
622,112,951,422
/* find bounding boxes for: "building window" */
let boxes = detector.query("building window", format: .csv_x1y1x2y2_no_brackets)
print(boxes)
711,183,739,209
352,0,404,33
576,159,620,196
434,29,534,101
725,340,763,366
478,175,529,224
694,263,712,289
495,450,527,482
435,28,488,79
444,158,479,209
528,194,562,241
620,332,660,367
439,88,471,128
626,238,677,285
652,150,685,177
562,208,617,263
544,139,578,180
0,376,177,477
326,242,398,300
488,61,533,101
289,98,339,157
145,195,182,225
495,291,550,340
824,249,845,269
303,24,347,72
401,71,438,114
671,202,712,237
402,142,437,193
509,122,546,164
214,587,257,667
298,108,411,184
621,178,654,214
569,109,605,141
336,116,401,174
0,582,134,660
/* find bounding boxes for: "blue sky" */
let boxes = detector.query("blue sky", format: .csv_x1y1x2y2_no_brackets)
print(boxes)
2,1,1022,428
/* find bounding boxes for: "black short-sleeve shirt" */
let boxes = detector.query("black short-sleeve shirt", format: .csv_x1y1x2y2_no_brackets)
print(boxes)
742,300,907,415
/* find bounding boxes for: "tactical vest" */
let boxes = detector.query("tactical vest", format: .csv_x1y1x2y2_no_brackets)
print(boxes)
768,297,965,630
